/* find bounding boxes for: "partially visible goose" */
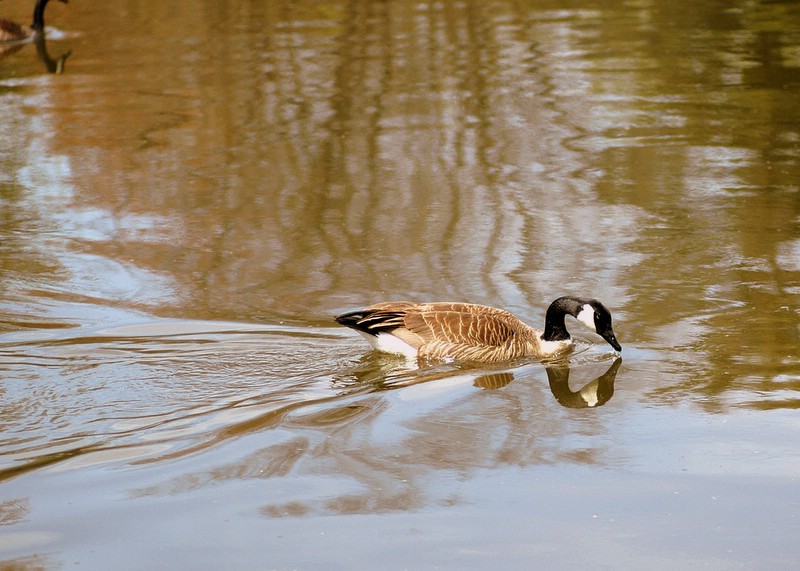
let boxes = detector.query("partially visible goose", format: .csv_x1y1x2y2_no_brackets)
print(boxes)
0,0,66,48
335,296,622,363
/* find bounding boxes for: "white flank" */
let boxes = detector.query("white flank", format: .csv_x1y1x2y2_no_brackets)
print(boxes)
575,304,597,333
357,331,418,359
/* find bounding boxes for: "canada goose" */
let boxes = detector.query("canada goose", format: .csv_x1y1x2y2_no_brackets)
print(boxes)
335,296,622,363
0,0,66,48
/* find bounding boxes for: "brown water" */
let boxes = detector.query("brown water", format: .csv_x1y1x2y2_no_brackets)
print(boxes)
1,0,799,569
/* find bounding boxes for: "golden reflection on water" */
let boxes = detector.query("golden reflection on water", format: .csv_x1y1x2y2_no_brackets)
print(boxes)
0,0,796,443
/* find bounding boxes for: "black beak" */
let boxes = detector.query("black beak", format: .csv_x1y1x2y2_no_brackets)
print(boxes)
601,330,622,352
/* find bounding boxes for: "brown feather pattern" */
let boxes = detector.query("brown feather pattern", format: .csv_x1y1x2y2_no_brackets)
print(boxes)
0,18,25,60
336,301,571,363
0,19,25,39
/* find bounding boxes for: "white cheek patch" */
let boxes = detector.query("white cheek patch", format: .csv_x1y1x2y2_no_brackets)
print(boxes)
575,304,597,333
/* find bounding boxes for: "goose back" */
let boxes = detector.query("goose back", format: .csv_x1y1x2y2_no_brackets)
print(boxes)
336,301,567,362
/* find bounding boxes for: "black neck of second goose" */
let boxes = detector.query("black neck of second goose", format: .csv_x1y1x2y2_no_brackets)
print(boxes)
541,296,586,342
32,0,51,32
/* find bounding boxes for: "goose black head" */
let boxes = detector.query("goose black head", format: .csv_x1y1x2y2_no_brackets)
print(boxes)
574,299,622,352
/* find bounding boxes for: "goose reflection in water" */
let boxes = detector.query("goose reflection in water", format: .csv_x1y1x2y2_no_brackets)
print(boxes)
336,355,622,408
545,357,621,408
31,29,70,72
0,0,71,73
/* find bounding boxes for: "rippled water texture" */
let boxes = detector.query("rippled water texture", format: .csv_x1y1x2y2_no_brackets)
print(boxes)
2,1,799,569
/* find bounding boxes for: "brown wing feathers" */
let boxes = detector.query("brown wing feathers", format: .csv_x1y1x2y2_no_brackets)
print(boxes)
401,304,519,347
335,302,538,362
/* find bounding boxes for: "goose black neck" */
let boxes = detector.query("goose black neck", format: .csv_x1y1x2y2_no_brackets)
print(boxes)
32,0,51,32
541,296,585,342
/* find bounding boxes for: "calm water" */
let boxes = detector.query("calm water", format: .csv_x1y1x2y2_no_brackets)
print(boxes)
2,0,799,569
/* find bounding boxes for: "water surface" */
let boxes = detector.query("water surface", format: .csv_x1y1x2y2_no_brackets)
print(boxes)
1,0,799,569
